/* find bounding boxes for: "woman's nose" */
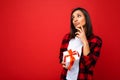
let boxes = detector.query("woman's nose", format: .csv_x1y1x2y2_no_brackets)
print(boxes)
74,17,78,22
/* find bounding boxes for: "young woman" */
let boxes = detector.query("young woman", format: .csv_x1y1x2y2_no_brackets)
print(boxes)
59,7,102,80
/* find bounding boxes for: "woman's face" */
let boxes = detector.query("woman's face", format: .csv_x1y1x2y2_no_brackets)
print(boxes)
72,10,86,28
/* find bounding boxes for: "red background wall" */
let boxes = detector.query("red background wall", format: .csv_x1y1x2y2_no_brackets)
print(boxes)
0,0,120,80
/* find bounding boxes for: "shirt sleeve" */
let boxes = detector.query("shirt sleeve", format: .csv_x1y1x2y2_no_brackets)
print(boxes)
59,34,69,63
81,36,102,68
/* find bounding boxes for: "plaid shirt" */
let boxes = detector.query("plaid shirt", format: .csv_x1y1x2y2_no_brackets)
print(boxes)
59,33,102,80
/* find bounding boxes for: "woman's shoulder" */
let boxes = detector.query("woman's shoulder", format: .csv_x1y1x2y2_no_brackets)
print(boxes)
61,33,70,44
88,34,102,44
63,33,70,39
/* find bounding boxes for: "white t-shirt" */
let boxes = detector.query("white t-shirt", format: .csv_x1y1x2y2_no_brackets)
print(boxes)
66,37,83,80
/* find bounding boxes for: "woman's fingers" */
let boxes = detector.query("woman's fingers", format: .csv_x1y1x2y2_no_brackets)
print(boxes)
76,34,80,37
76,25,84,32
75,31,80,35
75,31,81,38
61,61,65,65
81,25,84,31
61,61,68,69
62,65,68,69
76,27,82,32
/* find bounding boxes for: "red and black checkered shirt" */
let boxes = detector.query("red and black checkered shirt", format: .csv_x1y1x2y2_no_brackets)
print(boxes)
59,33,102,80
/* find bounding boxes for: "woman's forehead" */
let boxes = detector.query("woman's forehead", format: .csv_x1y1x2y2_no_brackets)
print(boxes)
72,10,83,16
73,10,83,14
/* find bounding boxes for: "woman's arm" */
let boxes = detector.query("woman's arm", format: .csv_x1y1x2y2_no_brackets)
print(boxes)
82,39,90,56
75,26,102,68
59,33,70,63
82,36,102,68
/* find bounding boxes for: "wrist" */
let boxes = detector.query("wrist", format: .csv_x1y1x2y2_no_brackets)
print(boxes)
83,40,89,46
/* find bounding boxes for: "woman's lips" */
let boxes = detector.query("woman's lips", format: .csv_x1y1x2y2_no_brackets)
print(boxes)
74,23,80,27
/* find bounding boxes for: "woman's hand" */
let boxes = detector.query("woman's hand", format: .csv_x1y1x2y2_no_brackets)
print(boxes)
75,25,90,56
75,25,88,45
61,61,68,69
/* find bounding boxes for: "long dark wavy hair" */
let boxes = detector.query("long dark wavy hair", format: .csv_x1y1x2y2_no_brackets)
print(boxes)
70,7,93,39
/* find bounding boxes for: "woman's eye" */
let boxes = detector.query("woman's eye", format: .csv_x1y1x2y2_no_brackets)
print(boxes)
78,15,81,17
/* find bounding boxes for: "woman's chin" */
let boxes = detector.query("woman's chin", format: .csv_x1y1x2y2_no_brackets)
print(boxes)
75,25,81,28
